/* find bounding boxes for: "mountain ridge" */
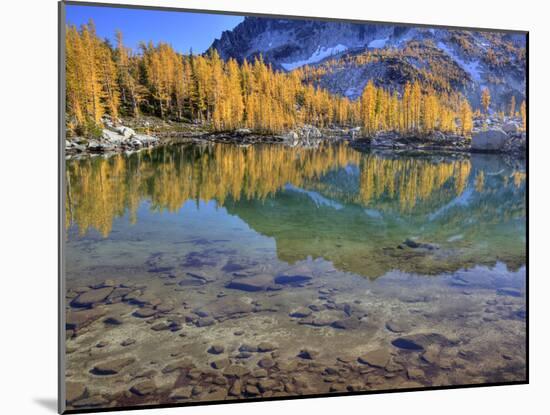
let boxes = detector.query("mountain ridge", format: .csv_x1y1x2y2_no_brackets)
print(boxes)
209,16,526,110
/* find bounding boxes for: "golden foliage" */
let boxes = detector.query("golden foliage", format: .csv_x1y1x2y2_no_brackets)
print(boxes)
65,144,497,236
65,21,119,131
66,22,473,137
481,88,491,114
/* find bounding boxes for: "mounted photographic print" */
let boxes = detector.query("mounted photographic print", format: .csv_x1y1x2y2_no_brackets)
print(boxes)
59,1,528,413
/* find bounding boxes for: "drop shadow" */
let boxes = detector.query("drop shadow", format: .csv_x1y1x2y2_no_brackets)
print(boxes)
34,398,57,413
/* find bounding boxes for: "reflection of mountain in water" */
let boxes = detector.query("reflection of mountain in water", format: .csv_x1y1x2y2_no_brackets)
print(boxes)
66,143,525,278
224,153,526,278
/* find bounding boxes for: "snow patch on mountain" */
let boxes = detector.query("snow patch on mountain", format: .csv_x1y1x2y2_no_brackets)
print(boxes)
344,87,360,98
281,44,348,70
437,41,483,84
368,37,389,48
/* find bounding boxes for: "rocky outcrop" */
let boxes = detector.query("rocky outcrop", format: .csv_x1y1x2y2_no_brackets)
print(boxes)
280,125,323,147
66,116,160,157
502,133,527,157
502,122,521,134
357,130,469,151
352,115,526,157
210,17,526,108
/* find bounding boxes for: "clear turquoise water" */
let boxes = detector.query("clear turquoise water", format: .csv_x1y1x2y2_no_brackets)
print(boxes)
64,142,526,407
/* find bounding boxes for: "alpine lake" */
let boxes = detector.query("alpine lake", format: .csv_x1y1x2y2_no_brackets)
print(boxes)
63,140,526,409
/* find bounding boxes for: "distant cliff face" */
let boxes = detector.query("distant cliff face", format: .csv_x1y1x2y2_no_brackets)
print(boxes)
209,16,526,110
210,17,395,69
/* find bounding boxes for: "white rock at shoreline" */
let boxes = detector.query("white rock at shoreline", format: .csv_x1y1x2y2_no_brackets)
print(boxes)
115,126,136,139
235,128,252,136
471,128,509,151
101,129,125,143
134,134,158,144
430,131,446,141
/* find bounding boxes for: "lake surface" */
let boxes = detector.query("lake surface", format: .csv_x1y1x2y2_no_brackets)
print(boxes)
64,142,526,410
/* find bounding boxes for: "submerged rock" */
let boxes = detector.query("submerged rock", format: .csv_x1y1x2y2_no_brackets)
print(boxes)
331,317,361,330
385,320,410,333
121,338,136,347
258,357,276,369
407,367,425,380
297,349,319,360
150,322,170,331
245,384,261,396
391,333,458,352
196,317,215,327
161,359,194,374
65,382,87,403
208,345,225,355
228,379,242,396
133,307,157,318
169,386,193,400
289,307,312,318
194,297,254,320
275,265,314,286
91,357,136,375
103,315,123,325
66,308,106,331
358,348,391,368
257,342,276,352
71,287,114,308
238,344,258,353
274,274,312,285
130,380,157,396
225,274,275,292
223,365,251,378
211,358,231,369
71,396,108,408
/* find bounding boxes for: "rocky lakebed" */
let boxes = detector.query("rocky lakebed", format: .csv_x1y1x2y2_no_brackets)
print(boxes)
64,251,526,410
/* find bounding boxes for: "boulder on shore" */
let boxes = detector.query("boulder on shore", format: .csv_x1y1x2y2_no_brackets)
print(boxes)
235,128,252,136
471,128,509,152
502,122,520,134
280,125,322,147
429,131,446,141
101,129,125,143
282,131,299,143
115,126,136,139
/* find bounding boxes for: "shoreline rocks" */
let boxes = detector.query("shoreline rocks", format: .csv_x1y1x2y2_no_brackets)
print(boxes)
66,116,160,157
66,114,526,159
353,116,525,157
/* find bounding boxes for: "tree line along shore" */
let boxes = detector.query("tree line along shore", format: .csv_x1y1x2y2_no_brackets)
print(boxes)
66,21,526,140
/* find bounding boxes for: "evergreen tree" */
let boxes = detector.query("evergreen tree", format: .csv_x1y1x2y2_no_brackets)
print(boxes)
481,88,491,114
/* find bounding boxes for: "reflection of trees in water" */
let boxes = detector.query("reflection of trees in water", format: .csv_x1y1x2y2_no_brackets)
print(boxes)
223,156,526,278
66,143,360,236
65,143,526,238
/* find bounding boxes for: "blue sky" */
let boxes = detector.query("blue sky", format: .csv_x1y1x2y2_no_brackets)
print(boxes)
66,4,244,54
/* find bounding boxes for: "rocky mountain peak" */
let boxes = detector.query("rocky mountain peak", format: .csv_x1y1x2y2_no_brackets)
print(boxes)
209,17,526,110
